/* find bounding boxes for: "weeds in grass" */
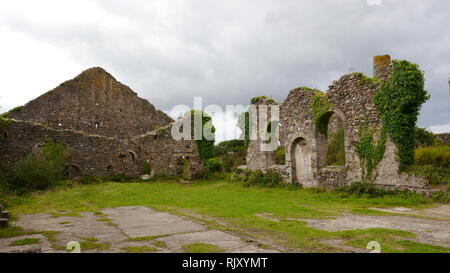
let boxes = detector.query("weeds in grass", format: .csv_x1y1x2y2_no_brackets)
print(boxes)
121,245,157,253
9,238,40,246
182,243,224,253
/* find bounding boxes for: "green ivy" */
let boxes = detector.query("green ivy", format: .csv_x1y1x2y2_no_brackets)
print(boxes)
310,91,333,135
140,161,151,175
0,117,13,133
354,121,387,182
352,72,379,85
373,60,429,170
237,111,250,146
190,110,215,162
326,127,345,166
250,96,275,105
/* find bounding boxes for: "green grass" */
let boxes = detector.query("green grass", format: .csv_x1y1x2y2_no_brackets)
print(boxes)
152,241,168,248
83,237,98,242
4,176,449,253
9,238,40,246
182,243,225,253
128,236,160,242
121,245,158,253
346,238,450,253
80,241,110,251
96,218,112,222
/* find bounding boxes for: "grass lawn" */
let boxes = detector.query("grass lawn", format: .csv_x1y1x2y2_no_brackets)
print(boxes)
3,174,450,253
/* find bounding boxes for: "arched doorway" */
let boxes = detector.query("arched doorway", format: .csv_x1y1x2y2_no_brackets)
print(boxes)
291,137,313,184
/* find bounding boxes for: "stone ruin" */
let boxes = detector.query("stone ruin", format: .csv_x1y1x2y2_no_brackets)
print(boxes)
244,55,429,192
0,68,203,179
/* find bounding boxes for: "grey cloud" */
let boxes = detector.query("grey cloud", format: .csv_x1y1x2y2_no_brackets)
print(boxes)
0,0,449,128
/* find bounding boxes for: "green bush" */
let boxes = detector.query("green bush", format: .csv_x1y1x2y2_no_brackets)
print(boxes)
415,145,450,169
326,128,345,166
141,161,152,175
415,127,438,148
190,110,215,162
405,165,450,186
214,140,248,157
1,142,69,195
335,182,415,198
243,170,296,190
205,158,223,172
275,147,286,165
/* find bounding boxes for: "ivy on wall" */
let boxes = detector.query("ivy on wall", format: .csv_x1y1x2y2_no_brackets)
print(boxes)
237,111,250,146
373,60,429,170
190,110,215,162
310,91,333,135
0,117,13,133
354,121,387,182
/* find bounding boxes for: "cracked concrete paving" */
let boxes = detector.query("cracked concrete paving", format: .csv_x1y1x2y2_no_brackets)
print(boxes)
256,205,450,249
0,206,276,253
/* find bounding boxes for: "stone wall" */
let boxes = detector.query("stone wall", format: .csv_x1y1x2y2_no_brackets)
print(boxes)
246,100,277,171
6,68,172,139
0,119,140,177
133,124,203,178
0,119,203,179
244,55,430,191
0,67,204,180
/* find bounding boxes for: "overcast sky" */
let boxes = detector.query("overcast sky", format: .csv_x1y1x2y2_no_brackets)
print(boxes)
0,0,449,142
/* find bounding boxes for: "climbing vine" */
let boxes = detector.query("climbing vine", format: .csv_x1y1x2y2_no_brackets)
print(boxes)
354,120,387,182
190,110,215,162
0,117,13,133
310,91,333,135
237,111,250,146
373,60,429,170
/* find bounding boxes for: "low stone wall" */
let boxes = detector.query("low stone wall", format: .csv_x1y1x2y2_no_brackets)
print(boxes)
316,167,348,189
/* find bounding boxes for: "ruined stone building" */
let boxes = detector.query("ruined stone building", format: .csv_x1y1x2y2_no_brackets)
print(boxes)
0,68,203,178
245,55,428,192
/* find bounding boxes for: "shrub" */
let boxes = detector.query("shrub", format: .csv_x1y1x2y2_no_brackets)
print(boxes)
214,140,248,157
250,96,275,104
141,161,152,175
2,142,69,195
335,182,416,198
326,128,345,166
205,158,223,172
275,147,286,165
405,165,450,186
221,153,246,172
415,145,450,169
189,110,215,162
415,127,438,148
243,169,296,189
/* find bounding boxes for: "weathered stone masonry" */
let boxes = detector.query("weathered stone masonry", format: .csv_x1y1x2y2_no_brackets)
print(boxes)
245,55,428,191
0,68,203,178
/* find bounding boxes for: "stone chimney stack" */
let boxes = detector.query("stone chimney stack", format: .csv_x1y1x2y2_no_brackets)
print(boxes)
373,55,391,82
